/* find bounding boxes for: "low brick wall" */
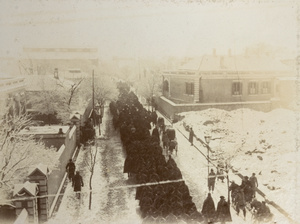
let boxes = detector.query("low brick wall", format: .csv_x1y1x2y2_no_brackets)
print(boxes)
157,96,275,119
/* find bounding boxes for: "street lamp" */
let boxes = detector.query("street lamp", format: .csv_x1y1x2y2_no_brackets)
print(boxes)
204,135,211,179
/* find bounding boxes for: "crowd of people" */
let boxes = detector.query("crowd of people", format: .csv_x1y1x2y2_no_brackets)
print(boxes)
229,173,273,222
109,82,203,223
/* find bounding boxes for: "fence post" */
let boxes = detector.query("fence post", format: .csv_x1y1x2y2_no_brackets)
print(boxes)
28,164,49,223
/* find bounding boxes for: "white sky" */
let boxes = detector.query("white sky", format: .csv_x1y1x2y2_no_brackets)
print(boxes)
0,0,298,59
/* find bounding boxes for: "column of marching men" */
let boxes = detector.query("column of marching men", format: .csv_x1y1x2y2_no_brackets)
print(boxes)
109,82,203,223
108,82,273,224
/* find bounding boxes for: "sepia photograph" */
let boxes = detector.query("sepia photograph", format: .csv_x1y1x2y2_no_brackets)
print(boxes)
0,0,299,223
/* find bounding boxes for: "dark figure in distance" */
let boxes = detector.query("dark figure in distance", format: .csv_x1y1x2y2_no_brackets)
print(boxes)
240,176,253,203
66,159,75,181
257,201,273,222
72,171,84,199
235,188,246,219
208,169,216,193
217,165,225,183
189,127,194,146
151,125,160,143
229,180,239,205
201,193,216,224
250,172,258,198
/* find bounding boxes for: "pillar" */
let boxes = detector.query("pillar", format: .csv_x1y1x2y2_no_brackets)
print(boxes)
194,75,200,103
28,164,49,222
13,181,38,224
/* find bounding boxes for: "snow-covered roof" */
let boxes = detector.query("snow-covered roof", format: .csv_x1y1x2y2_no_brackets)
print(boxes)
19,125,69,135
70,112,81,120
28,163,49,177
13,181,37,197
178,55,292,72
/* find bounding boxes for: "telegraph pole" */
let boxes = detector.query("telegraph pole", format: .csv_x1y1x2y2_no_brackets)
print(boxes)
92,70,94,110
92,70,95,126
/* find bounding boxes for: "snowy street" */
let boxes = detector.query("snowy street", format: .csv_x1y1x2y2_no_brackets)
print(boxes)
48,103,296,224
47,106,141,224
48,105,294,224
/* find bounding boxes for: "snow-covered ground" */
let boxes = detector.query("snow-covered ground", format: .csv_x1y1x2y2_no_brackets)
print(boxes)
174,108,299,222
47,106,298,224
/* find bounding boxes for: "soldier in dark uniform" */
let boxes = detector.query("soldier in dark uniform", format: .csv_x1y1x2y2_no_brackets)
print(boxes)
72,171,84,199
66,159,75,181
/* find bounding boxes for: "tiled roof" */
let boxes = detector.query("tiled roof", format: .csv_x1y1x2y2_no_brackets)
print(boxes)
178,55,292,72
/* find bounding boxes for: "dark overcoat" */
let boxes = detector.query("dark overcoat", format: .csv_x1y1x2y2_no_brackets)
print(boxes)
72,173,84,192
201,196,216,219
216,199,232,222
152,127,160,142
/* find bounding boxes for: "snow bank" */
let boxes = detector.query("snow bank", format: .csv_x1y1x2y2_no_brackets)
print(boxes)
178,108,299,221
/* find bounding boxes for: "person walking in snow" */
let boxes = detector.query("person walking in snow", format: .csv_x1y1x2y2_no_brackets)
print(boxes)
189,127,194,146
240,176,253,203
216,196,232,224
201,193,216,223
235,188,246,219
151,125,160,143
72,171,84,199
162,131,169,150
208,169,216,193
66,159,76,181
229,181,239,205
257,201,273,222
250,173,258,198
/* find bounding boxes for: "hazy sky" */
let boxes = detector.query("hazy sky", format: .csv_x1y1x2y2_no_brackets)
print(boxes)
0,0,298,59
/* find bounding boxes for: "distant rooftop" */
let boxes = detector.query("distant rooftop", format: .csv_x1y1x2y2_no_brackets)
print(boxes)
22,47,99,60
24,48,98,53
175,55,292,72
19,125,69,135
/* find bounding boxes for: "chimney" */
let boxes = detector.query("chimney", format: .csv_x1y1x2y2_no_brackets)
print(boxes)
58,128,63,134
213,48,216,57
228,49,232,57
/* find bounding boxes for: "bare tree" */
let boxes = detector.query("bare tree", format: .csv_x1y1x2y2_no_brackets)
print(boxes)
26,76,83,125
136,69,161,111
0,111,58,191
56,77,84,108
84,140,98,210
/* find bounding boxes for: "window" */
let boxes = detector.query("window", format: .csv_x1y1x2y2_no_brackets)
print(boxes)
163,80,169,92
232,82,243,95
185,82,194,95
261,81,271,94
248,82,258,95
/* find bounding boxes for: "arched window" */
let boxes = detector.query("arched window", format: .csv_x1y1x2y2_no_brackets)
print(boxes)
163,80,169,92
